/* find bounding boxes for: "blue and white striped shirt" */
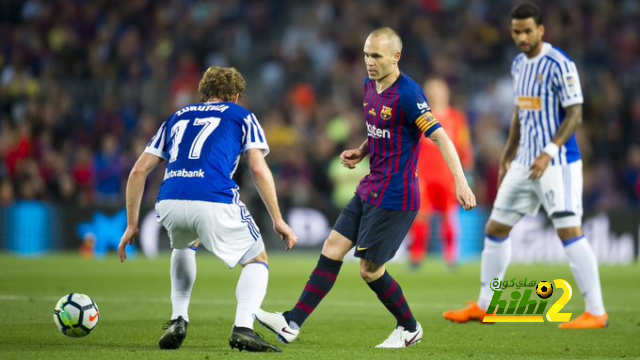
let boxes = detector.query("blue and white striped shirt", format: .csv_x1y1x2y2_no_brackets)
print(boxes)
145,102,269,204
512,42,583,166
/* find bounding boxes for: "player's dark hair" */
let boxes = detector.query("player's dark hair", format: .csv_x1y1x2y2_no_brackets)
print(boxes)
198,66,246,102
510,3,543,25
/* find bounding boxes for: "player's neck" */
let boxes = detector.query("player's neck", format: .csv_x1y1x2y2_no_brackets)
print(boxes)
524,42,544,59
375,68,401,94
205,97,224,104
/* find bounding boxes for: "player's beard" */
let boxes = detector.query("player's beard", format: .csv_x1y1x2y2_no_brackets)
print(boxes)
521,38,542,57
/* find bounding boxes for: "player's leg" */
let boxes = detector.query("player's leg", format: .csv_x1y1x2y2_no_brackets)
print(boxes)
352,202,421,348
360,260,423,348
158,244,197,350
437,187,459,269
440,207,459,268
540,161,607,329
256,196,361,343
409,183,433,268
284,230,352,326
555,226,608,329
170,242,199,323
408,212,430,268
229,247,280,352
156,200,198,350
444,162,536,323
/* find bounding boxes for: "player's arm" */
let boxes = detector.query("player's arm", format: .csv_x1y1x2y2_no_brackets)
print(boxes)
245,148,297,250
340,139,369,169
118,152,163,262
499,108,521,185
552,104,582,145
428,128,476,210
529,104,582,180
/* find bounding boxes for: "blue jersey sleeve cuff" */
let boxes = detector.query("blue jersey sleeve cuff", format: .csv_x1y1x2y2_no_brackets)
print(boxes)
144,147,168,160
424,123,442,137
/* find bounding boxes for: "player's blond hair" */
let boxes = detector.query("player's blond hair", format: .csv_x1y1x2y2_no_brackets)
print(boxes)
369,27,403,54
198,66,247,102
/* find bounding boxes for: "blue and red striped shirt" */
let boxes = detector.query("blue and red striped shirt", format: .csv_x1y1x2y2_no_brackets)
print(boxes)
356,74,441,211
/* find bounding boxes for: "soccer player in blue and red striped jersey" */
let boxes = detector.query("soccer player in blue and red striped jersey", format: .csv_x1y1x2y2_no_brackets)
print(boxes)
256,27,476,349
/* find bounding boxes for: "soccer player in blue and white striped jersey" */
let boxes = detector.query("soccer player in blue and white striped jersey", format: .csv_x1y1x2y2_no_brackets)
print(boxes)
117,67,297,351
444,3,608,329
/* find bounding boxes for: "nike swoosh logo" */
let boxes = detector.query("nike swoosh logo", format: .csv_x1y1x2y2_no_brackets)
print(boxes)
363,102,368,107
356,246,368,251
89,312,99,322
281,327,296,335
404,332,420,347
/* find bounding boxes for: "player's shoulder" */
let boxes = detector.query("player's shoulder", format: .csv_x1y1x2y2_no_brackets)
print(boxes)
396,74,424,102
398,73,422,92
546,45,574,63
542,44,576,73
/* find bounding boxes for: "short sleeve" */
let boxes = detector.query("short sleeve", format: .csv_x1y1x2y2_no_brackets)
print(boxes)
241,113,270,157
552,60,583,108
401,85,442,137
144,120,169,160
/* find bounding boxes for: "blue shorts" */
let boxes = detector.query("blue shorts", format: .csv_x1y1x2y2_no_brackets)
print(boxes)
333,195,417,265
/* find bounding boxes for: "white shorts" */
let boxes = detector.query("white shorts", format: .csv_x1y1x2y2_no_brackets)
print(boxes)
490,160,583,229
156,200,265,268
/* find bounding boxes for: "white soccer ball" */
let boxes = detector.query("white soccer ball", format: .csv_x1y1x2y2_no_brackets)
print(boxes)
53,293,100,338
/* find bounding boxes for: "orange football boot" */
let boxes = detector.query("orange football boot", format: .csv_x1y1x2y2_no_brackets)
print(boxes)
558,312,609,329
443,301,494,324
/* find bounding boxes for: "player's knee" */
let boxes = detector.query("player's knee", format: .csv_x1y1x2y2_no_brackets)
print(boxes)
485,220,511,238
321,231,353,261
556,226,582,241
551,213,582,231
244,250,268,266
359,262,384,283
359,268,377,282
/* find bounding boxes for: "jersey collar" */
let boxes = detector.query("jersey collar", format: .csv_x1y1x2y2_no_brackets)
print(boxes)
524,42,552,63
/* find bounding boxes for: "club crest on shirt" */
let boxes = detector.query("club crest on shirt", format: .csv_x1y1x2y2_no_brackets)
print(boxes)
380,105,392,120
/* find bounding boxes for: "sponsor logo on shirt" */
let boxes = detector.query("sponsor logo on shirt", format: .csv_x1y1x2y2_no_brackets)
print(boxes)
417,101,429,113
164,169,206,180
517,97,542,111
367,123,391,139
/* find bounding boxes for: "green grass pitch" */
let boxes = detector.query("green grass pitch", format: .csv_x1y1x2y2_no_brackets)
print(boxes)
0,253,639,359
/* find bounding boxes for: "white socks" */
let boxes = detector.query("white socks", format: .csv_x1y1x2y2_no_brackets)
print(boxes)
563,237,605,316
235,262,269,329
170,248,197,322
478,236,512,310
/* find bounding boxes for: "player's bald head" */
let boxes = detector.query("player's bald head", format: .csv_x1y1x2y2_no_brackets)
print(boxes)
367,27,403,55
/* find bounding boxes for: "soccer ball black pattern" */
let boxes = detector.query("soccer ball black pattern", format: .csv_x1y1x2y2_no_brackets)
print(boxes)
53,293,100,338
536,281,554,299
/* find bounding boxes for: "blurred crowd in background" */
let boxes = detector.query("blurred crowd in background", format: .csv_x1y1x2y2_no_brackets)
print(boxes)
1,0,639,219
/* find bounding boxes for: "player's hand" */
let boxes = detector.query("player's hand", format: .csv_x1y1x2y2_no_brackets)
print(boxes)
273,219,297,251
340,148,365,169
529,153,551,180
455,181,477,211
118,226,139,263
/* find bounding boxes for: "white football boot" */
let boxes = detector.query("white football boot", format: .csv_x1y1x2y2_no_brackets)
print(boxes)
255,309,300,344
375,322,423,349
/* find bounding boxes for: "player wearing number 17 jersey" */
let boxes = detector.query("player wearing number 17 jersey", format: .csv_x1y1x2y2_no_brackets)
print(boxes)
117,67,297,352
255,27,476,349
